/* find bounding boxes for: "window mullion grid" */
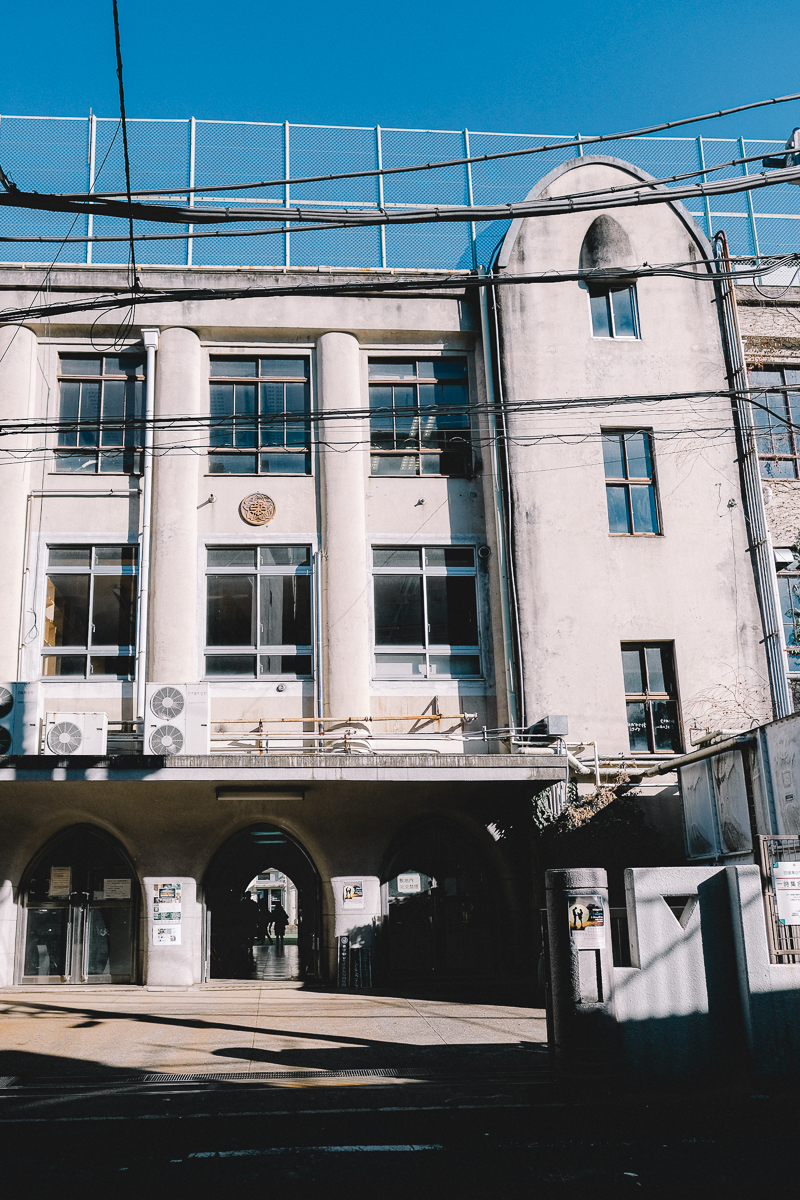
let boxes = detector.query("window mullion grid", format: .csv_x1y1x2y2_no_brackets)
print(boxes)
607,293,616,339
421,561,431,677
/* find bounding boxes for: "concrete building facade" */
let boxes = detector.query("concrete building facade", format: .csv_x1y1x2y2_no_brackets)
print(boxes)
0,153,780,991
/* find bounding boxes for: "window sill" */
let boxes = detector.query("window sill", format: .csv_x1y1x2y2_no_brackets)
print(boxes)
203,473,312,478
608,532,662,538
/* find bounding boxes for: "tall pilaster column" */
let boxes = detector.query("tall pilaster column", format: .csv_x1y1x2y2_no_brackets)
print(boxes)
0,325,36,679
150,327,201,681
316,332,371,721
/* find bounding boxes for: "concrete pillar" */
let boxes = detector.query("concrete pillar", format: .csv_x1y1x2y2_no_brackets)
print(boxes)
316,332,370,722
545,867,617,1072
143,875,202,986
0,880,16,986
0,325,37,679
330,875,380,988
150,327,201,682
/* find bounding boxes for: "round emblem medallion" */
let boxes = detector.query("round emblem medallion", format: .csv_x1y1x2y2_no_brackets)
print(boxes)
239,493,276,526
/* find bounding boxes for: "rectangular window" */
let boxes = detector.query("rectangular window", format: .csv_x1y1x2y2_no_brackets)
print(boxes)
369,358,471,477
621,642,682,754
205,545,313,677
749,367,800,479
588,284,639,339
372,546,480,679
209,357,311,475
777,573,800,674
602,430,660,534
55,354,144,474
42,545,138,678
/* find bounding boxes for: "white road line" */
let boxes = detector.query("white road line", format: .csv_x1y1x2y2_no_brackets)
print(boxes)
189,1144,444,1158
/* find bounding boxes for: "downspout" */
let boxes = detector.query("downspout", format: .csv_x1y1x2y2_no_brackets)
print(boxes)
136,328,159,724
714,233,792,719
478,267,520,731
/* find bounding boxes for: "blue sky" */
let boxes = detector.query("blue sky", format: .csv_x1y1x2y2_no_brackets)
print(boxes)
3,0,800,140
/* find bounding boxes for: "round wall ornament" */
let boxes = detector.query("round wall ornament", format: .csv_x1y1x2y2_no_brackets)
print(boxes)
239,493,276,526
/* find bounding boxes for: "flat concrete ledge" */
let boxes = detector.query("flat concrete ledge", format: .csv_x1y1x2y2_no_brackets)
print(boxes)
0,753,567,783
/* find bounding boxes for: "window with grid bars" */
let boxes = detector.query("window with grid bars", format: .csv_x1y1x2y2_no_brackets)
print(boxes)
204,545,313,678
42,545,138,679
55,355,144,474
209,357,311,474
368,358,472,477
622,642,682,754
587,284,639,339
372,546,481,679
749,367,800,478
602,430,660,535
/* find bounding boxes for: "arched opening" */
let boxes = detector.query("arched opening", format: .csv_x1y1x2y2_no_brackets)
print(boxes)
204,824,320,982
382,820,499,983
18,824,140,985
579,215,639,339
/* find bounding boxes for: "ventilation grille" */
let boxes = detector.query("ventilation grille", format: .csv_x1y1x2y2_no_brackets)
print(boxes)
150,687,185,720
0,687,13,720
150,725,184,755
46,721,83,755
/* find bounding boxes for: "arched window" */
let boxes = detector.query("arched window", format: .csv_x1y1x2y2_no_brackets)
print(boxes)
579,216,639,339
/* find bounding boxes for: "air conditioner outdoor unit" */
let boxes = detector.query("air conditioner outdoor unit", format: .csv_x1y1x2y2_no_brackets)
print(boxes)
44,711,108,756
144,683,209,756
0,683,42,755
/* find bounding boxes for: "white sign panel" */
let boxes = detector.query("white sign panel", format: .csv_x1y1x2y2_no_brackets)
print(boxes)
773,861,800,926
568,895,606,948
341,881,364,910
103,878,131,900
397,874,422,894
49,866,72,897
152,924,182,945
153,881,181,923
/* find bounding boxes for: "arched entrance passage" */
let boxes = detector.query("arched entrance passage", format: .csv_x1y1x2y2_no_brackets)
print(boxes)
382,820,499,983
204,825,320,981
18,825,140,985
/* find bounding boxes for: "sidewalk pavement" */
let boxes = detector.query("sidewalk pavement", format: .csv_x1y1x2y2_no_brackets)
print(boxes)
0,985,548,1082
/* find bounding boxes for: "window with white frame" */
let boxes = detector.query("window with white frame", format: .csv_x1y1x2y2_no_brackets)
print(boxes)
209,357,311,475
372,546,481,679
43,545,138,678
205,546,313,678
55,354,144,474
587,284,639,339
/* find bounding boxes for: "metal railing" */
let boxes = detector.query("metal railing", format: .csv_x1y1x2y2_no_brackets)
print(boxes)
0,115,794,270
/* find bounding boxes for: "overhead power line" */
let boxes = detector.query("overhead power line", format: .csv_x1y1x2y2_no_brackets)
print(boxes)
33,90,800,201
1,253,797,325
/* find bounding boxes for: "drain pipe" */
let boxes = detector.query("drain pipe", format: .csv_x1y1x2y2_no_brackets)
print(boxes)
136,329,159,723
478,268,519,731
714,233,792,719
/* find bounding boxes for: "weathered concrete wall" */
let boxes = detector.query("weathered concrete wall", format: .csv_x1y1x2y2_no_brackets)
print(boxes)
0,326,37,679
497,157,770,746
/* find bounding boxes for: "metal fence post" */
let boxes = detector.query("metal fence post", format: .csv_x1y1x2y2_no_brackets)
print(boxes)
464,129,477,271
86,113,96,265
284,121,290,268
739,136,761,265
575,132,583,158
187,116,196,267
697,136,714,239
376,125,387,269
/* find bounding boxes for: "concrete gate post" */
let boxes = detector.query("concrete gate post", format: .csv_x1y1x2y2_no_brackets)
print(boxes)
545,868,617,1072
150,326,202,682
316,331,371,724
143,876,202,986
330,875,381,988
0,325,37,679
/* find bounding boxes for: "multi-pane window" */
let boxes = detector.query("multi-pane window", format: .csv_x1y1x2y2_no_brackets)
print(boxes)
205,545,313,678
55,354,144,473
43,545,138,678
749,367,800,479
369,358,471,477
602,430,660,535
372,546,480,679
777,573,800,674
622,642,682,754
588,284,639,339
209,357,311,474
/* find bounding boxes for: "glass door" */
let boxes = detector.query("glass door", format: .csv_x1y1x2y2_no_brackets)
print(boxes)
21,827,137,984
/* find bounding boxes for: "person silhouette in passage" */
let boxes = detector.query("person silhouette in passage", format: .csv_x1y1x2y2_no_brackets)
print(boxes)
271,902,289,948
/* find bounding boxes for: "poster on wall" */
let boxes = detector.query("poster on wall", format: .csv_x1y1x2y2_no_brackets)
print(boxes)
773,861,800,926
341,881,364,910
49,867,72,897
568,895,606,948
103,879,131,900
152,924,182,945
153,881,182,923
